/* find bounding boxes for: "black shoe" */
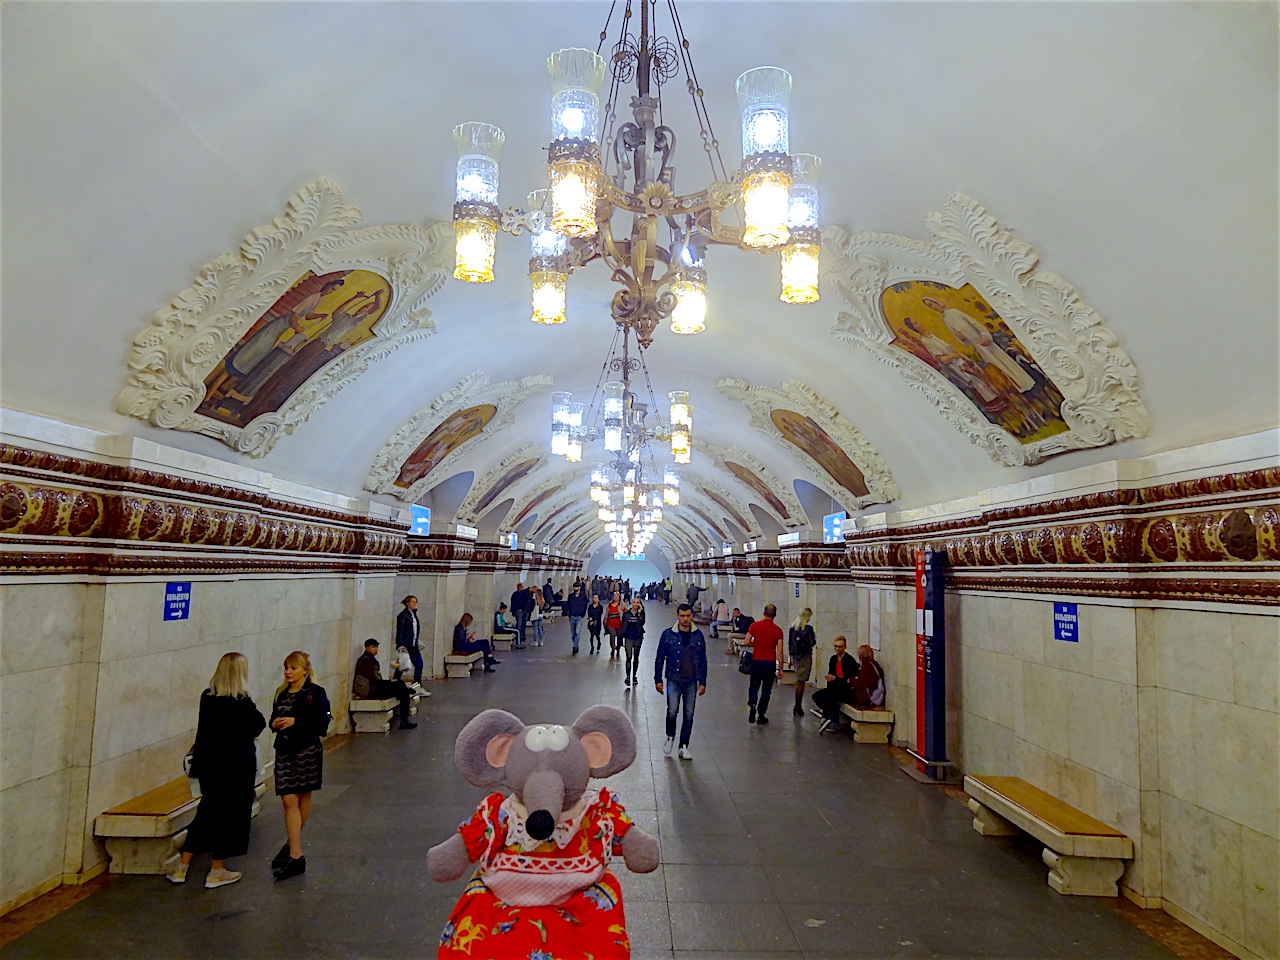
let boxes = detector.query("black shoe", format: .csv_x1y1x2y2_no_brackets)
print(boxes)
757,715,770,725
487,658,502,665
748,706,756,724
399,719,417,729
271,843,290,872
483,666,495,673
274,855,306,881
793,706,804,717
572,648,579,655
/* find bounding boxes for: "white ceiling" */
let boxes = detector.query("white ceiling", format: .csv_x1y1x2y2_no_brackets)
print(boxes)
2,1,1276,556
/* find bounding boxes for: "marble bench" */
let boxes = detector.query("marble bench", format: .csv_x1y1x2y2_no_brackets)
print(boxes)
838,704,895,743
964,775,1133,896
491,636,516,653
444,651,483,678
95,772,267,874
350,692,421,733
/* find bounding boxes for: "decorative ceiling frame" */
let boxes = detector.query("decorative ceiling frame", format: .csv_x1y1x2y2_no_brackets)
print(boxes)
665,514,710,554
366,372,554,501
716,378,899,512
675,500,733,544
676,484,751,541
499,474,575,534
527,491,584,541
455,442,546,524
696,440,809,530
823,192,1149,466
688,476,763,540
117,178,452,457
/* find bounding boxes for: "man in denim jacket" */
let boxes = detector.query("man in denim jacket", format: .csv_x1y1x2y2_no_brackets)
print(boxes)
653,604,707,761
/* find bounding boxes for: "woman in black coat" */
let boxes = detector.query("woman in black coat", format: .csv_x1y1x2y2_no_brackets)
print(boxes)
269,650,331,881
168,652,265,889
620,597,647,687
586,596,604,654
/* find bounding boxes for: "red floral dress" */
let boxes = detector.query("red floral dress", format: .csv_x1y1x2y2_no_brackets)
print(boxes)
438,787,636,959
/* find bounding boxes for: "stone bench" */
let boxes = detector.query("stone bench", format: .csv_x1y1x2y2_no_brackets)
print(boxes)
350,691,421,733
95,772,267,875
726,632,750,654
444,651,484,678
491,636,516,653
964,775,1133,896
838,704,896,743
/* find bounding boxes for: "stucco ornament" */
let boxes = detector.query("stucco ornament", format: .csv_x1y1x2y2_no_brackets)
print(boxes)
716,379,899,512
525,490,586,541
366,372,554,501
116,178,452,457
824,193,1149,466
695,439,810,530
499,474,574,534
687,478,762,540
455,443,546,525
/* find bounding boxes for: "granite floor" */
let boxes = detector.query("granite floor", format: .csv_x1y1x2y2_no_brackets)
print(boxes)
2,616,1183,959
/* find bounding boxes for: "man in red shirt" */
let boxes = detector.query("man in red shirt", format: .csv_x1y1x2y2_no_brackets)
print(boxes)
744,604,784,724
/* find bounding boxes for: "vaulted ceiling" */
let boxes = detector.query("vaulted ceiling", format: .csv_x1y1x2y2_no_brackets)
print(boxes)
2,2,1276,562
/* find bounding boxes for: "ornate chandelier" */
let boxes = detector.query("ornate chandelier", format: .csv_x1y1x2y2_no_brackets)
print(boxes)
450,0,822,345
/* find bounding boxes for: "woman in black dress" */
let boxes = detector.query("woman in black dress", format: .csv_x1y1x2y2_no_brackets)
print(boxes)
168,652,265,888
269,650,330,881
586,595,604,654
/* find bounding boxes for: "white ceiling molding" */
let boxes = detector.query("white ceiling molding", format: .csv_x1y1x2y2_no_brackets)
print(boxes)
454,442,546,524
527,491,585,541
696,440,810,530
116,179,451,457
499,474,574,534
685,479,760,540
716,378,899,512
824,192,1149,466
365,372,554,502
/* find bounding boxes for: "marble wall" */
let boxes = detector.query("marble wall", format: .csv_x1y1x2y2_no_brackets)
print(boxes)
0,574,396,911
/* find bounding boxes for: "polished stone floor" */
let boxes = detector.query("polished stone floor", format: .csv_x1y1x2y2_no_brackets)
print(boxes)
3,616,1183,959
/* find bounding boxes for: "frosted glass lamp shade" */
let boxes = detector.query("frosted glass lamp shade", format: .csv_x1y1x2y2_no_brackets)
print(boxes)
736,67,792,157
531,270,568,324
454,218,497,283
780,243,820,304
603,381,625,452
548,49,606,141
549,159,600,238
453,122,504,203
670,278,707,335
787,153,822,230
742,170,791,249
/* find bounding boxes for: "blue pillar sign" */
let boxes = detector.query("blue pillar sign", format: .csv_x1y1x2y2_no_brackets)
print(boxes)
164,582,191,621
1053,602,1079,642
914,550,948,779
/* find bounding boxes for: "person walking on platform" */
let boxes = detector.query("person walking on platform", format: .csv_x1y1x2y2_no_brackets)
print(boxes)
168,652,265,889
586,594,604,654
620,596,647,686
788,608,817,717
565,582,588,654
654,603,707,760
529,590,546,646
744,604,784,725
605,592,624,658
813,636,859,732
270,650,331,881
395,595,424,687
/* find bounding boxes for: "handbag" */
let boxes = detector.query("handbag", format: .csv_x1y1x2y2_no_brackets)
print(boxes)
738,649,753,674
183,745,202,799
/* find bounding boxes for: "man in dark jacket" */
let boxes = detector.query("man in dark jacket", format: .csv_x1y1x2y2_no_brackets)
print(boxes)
812,636,859,732
653,604,707,761
565,583,589,655
395,596,424,686
353,639,415,730
510,583,534,648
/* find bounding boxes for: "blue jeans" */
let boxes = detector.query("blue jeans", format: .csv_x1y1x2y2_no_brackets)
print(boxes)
531,618,544,644
665,678,699,747
407,645,423,685
569,616,583,651
514,609,529,645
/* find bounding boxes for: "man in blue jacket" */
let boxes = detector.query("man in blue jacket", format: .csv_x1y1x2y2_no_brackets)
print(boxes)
564,582,589,655
654,603,707,761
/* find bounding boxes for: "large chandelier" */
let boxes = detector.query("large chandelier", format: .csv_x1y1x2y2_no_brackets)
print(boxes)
450,0,822,344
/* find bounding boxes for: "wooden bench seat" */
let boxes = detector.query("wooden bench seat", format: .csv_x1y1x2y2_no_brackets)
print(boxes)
838,704,896,743
964,775,1133,896
444,651,484,678
95,771,267,875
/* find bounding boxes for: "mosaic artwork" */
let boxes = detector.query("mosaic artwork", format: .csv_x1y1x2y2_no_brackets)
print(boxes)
472,458,539,517
725,461,791,520
393,404,498,489
197,269,392,427
769,409,869,499
881,281,1067,443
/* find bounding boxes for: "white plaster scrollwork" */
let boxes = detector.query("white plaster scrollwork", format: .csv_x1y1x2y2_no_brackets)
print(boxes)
695,440,810,530
366,372,555,501
500,474,574,533
454,442,546,525
527,491,585,541
823,193,1149,466
116,178,452,457
687,478,761,540
716,379,899,512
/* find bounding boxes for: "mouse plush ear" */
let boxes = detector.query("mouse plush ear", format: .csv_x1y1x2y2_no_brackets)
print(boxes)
570,705,636,778
455,709,525,787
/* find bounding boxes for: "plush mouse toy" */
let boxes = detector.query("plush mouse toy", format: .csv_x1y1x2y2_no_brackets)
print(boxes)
429,705,660,959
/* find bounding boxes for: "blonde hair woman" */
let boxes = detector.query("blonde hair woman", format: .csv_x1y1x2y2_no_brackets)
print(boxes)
167,653,266,888
269,651,330,881
787,608,817,717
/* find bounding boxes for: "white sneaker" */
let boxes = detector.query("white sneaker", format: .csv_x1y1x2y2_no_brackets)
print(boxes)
678,745,693,761
166,862,188,884
663,737,675,757
204,868,242,889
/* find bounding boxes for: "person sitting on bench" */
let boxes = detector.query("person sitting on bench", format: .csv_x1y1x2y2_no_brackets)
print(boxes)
453,613,500,673
493,604,518,642
812,636,858,733
708,599,732,639
353,639,416,730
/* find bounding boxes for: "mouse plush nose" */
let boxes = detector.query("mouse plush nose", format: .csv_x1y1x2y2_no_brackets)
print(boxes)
526,809,556,840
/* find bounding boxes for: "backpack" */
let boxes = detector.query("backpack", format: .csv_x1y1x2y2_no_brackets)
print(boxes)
868,661,885,707
788,625,816,659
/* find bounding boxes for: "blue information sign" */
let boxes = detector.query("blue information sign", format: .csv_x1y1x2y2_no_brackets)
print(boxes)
164,582,191,621
1053,602,1079,642
408,505,431,535
823,512,846,544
